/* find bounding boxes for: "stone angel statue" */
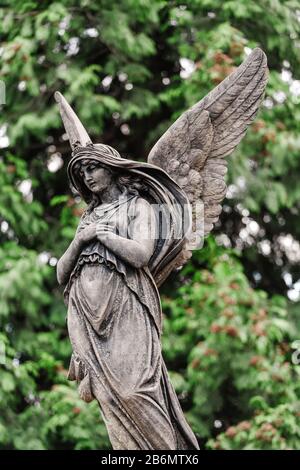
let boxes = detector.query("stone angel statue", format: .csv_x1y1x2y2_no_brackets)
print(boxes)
56,48,268,450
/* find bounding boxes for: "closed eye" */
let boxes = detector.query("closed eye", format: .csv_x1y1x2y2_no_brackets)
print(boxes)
79,164,97,177
86,164,98,173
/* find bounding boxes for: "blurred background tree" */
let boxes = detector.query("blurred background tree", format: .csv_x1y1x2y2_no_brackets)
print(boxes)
0,0,299,450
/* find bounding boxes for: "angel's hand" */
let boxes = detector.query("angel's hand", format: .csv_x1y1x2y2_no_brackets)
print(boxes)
96,222,116,243
76,222,98,246
57,223,98,285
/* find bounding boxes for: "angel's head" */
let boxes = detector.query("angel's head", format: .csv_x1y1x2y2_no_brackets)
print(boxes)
72,157,148,211
74,158,113,194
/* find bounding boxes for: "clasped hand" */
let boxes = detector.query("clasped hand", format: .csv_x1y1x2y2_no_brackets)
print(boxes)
76,221,115,246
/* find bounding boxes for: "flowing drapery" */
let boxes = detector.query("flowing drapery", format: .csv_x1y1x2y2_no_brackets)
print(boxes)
65,195,199,450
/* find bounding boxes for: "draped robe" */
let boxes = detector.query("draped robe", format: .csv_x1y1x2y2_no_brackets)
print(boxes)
64,194,199,450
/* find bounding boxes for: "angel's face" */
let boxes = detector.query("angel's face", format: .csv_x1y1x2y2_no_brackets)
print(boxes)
79,160,113,194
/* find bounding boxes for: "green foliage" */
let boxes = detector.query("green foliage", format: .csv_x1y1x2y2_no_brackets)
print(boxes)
162,240,300,447
207,402,300,450
0,0,299,450
12,385,110,450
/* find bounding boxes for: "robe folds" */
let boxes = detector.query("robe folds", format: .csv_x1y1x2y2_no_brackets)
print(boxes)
64,194,199,450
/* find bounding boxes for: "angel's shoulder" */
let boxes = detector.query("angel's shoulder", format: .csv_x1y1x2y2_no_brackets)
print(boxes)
130,196,155,220
135,196,152,209
135,196,155,212
76,208,92,231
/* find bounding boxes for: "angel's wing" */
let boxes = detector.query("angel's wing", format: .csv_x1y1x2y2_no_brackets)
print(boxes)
148,48,268,281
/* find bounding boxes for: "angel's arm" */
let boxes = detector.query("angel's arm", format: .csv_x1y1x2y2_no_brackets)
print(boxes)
98,198,156,269
56,217,97,285
56,237,83,285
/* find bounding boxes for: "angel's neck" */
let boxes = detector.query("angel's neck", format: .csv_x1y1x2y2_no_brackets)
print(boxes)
99,183,122,204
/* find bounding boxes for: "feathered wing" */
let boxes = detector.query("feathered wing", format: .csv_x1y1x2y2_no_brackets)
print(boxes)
148,48,268,281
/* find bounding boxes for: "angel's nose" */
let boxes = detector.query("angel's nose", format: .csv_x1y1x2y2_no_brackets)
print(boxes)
83,169,92,181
